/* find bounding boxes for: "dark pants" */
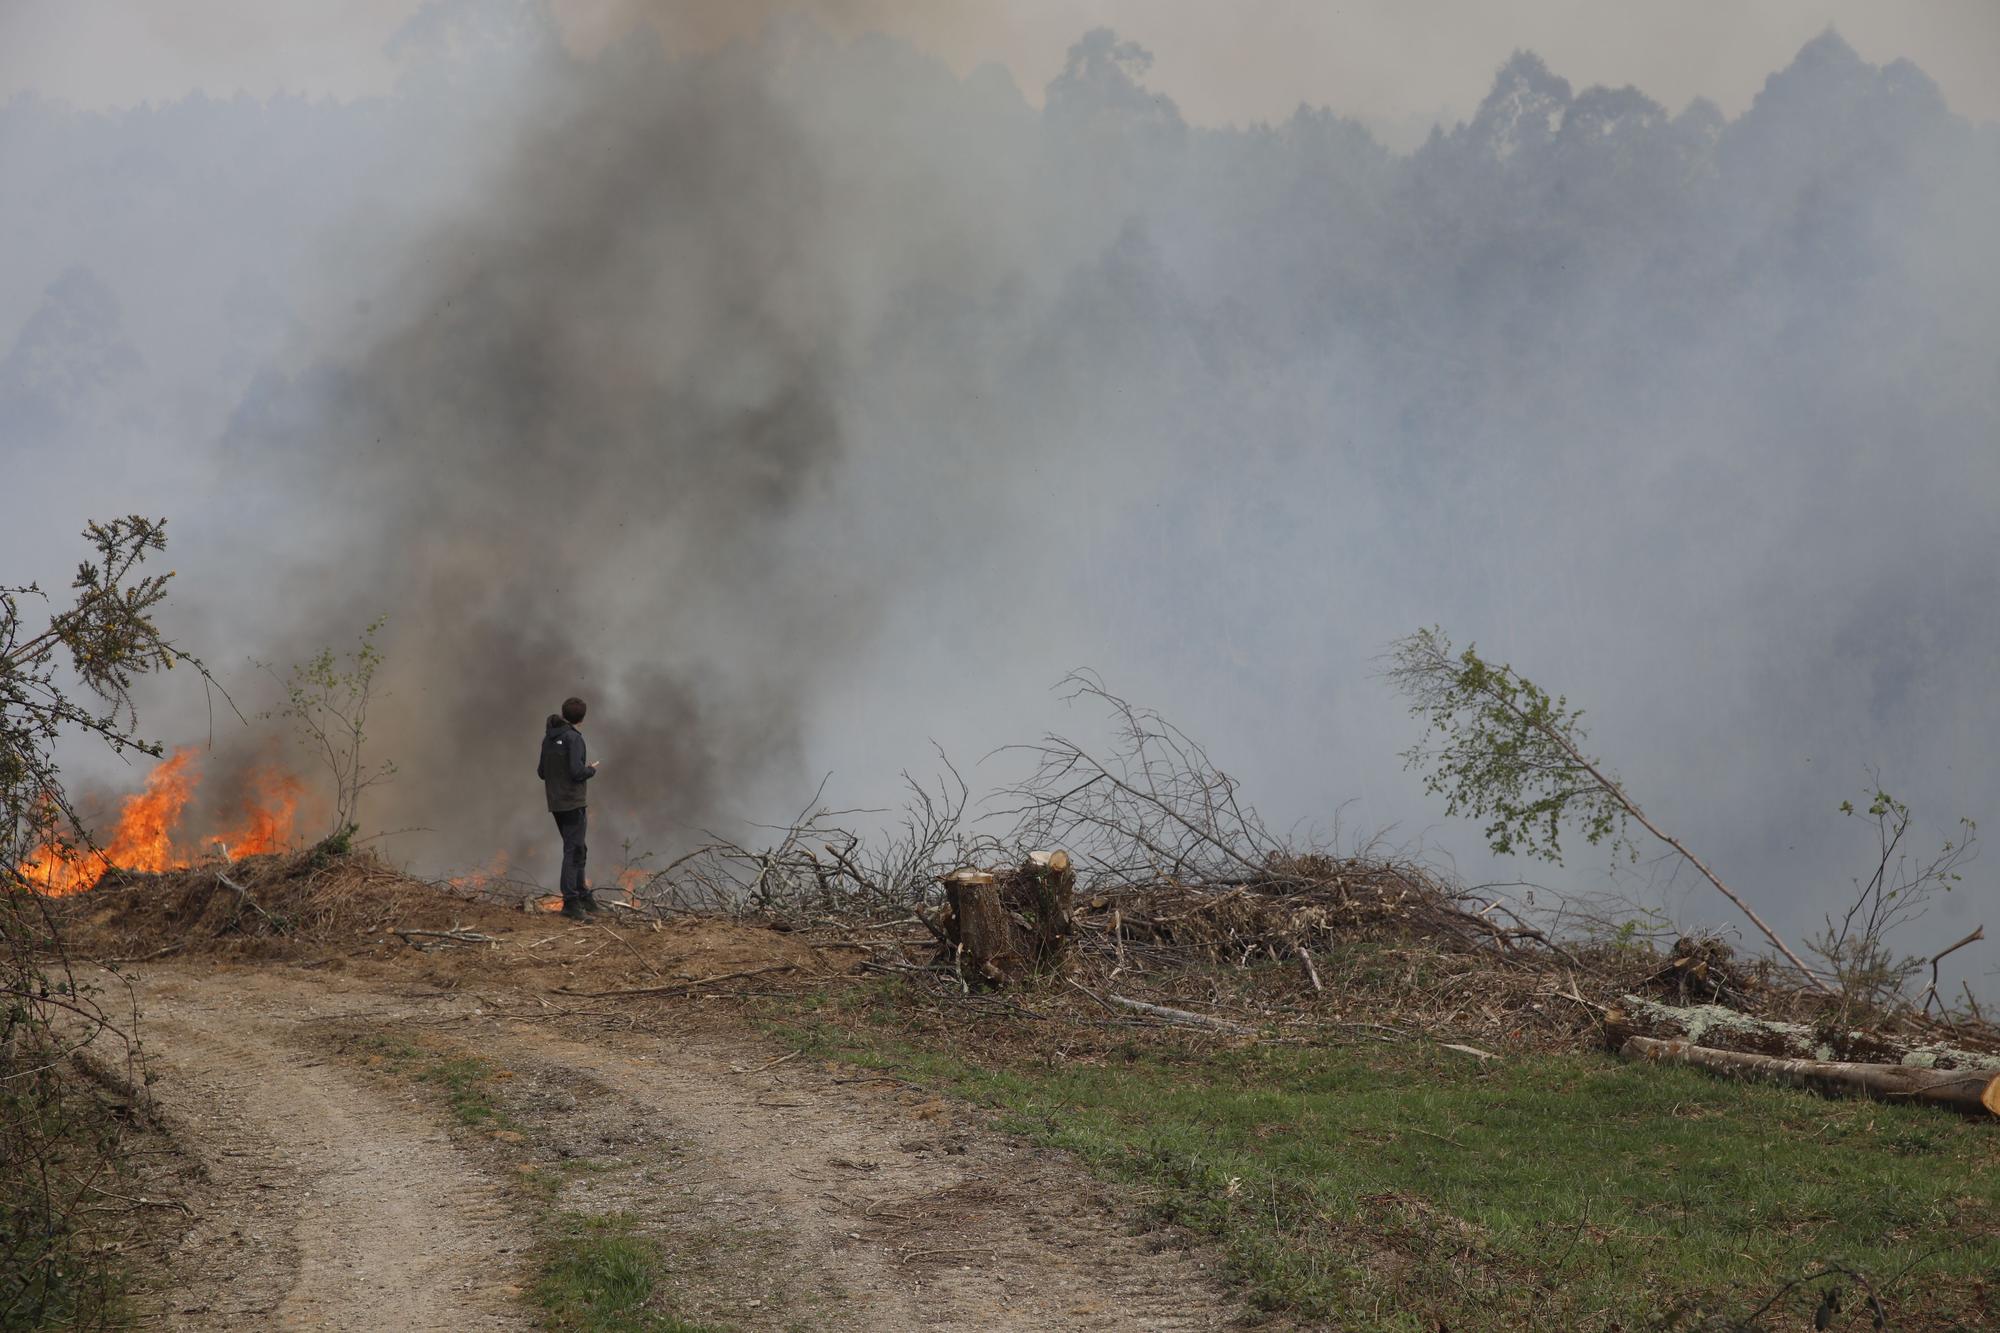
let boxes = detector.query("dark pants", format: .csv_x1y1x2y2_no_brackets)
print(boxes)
552,807,588,901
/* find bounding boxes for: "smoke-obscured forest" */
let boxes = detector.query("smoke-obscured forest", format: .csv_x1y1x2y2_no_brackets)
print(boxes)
3,5,1994,974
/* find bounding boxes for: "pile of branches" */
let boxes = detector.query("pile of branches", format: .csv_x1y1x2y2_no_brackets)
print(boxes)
991,674,1581,979
614,673,1991,1075
624,758,1002,926
1073,851,1567,974
58,831,500,961
628,675,1575,980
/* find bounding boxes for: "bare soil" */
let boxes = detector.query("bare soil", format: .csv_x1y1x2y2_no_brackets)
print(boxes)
131,969,530,1329
107,950,1238,1330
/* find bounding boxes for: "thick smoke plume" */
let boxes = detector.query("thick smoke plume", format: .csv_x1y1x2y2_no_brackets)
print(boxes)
223,21,873,867
2,9,1995,982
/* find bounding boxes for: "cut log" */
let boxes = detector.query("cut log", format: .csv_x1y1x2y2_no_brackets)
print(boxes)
1619,1035,2000,1117
392,927,499,947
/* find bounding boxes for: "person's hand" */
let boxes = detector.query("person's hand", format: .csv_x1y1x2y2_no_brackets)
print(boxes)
590,760,601,771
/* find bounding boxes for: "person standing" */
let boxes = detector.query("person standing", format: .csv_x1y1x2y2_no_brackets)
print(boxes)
537,696,600,920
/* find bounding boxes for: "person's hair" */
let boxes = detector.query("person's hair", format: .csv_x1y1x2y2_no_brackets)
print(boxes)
561,696,587,724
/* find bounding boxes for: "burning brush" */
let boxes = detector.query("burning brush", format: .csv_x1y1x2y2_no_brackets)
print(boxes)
14,747,302,896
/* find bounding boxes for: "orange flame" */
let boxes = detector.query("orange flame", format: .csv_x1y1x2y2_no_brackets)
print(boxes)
448,850,511,893
213,770,303,860
13,748,299,896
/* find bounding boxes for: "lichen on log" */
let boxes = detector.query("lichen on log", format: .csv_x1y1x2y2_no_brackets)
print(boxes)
1607,995,2000,1071
1619,1035,2000,1116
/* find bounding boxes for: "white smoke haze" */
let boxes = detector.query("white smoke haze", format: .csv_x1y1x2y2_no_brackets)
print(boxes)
2,5,1995,990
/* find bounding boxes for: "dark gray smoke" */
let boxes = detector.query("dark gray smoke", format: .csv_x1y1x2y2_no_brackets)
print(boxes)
3,11,1995,987
219,22,865,865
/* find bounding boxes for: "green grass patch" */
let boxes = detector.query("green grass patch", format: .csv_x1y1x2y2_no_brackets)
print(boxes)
347,1031,422,1065
343,1032,517,1130
766,986,2000,1329
416,1055,513,1128
532,1213,725,1333
337,1026,727,1330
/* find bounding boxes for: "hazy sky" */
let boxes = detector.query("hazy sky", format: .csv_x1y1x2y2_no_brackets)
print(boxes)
5,0,1997,137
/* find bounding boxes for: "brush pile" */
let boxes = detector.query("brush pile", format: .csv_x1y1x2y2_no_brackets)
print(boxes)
46,833,860,1001
55,832,496,961
650,677,1594,989
1074,852,1563,971
38,675,1997,1116
605,677,2000,1114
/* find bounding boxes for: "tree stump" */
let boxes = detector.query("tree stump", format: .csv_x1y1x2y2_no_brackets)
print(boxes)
940,851,1074,987
1007,850,1075,963
942,870,1015,985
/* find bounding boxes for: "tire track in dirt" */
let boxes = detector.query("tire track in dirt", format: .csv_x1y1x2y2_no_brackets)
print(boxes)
134,973,531,1331
122,963,1236,1331
470,1018,1232,1331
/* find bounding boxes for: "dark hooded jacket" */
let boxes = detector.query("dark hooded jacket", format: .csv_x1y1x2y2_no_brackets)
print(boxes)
537,717,594,813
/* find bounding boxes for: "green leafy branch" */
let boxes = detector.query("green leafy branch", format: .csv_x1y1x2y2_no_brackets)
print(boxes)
1385,627,1828,993
262,616,395,836
4,517,225,872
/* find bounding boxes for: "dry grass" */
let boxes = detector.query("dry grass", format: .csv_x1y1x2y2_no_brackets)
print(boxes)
42,837,2000,1071
48,844,860,1002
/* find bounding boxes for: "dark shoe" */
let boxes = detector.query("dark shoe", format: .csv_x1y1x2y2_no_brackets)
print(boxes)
579,890,604,915
559,900,590,922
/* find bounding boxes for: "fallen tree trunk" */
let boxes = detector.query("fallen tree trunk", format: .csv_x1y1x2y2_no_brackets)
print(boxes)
1108,994,1255,1035
1619,1035,2000,1116
1606,995,2000,1070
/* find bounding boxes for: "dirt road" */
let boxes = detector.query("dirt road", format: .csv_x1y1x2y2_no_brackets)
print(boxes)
123,962,1235,1331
